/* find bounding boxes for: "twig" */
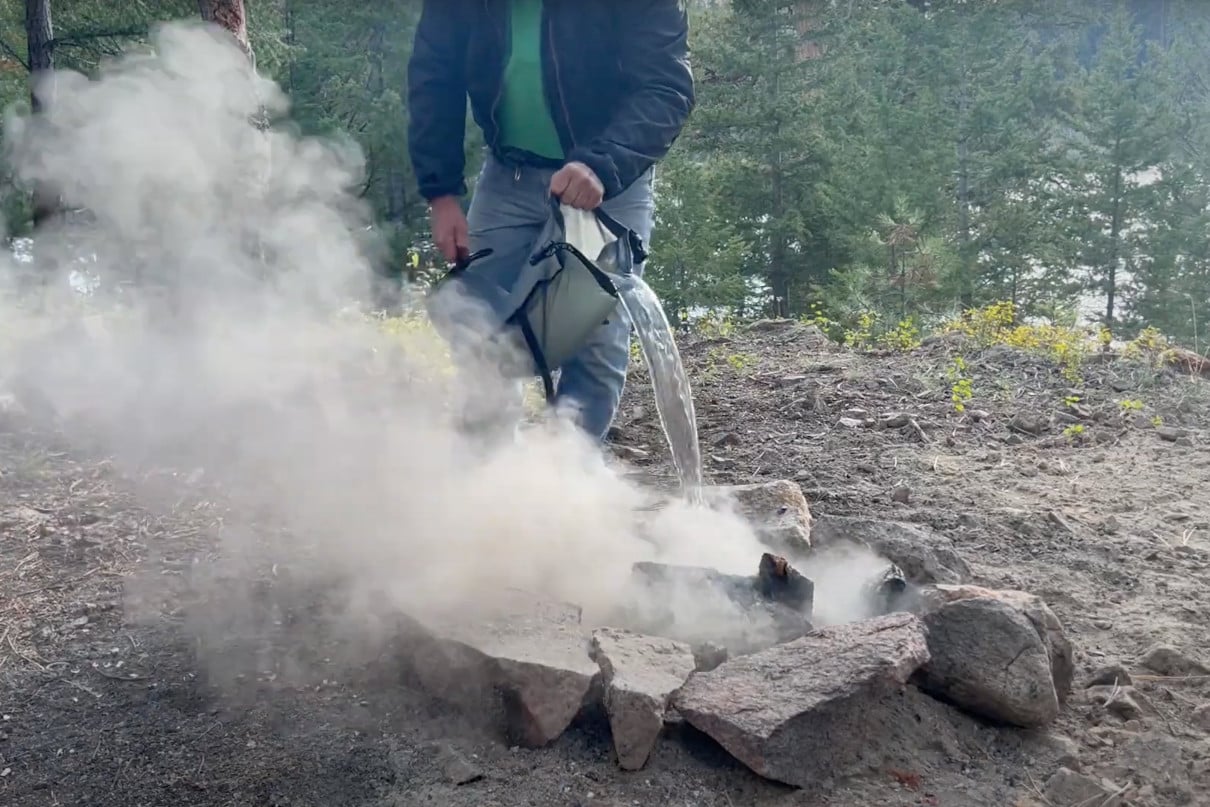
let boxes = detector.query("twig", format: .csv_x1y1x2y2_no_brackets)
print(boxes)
1133,673,1210,683
6,632,45,670
1023,769,1053,806
91,666,150,682
12,567,102,598
60,677,102,699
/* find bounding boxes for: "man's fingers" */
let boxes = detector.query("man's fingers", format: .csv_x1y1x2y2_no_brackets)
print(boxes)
550,170,571,197
564,183,586,209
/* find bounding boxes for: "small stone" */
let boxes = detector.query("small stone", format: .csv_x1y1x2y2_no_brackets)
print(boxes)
1010,413,1047,435
1085,664,1132,688
673,613,931,788
844,408,870,419
969,409,991,421
890,485,911,504
711,432,741,449
838,417,865,429
692,642,728,673
1192,704,1210,732
1139,644,1210,676
1085,685,1144,721
707,480,813,555
612,445,649,462
1044,733,1081,771
1043,768,1123,807
881,412,911,429
591,628,696,771
436,744,483,785
1092,619,1113,631
1157,427,1186,442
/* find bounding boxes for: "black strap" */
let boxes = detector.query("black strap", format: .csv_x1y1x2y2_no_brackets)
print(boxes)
448,248,493,276
515,313,556,403
543,196,649,267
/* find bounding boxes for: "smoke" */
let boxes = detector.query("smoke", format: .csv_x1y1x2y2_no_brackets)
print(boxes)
0,22,787,682
803,543,901,627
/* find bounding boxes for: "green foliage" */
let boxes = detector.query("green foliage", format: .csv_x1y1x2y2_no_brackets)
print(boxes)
946,356,973,413
0,0,1206,353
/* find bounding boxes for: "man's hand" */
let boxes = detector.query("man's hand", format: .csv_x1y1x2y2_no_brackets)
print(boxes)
550,162,604,210
429,195,469,263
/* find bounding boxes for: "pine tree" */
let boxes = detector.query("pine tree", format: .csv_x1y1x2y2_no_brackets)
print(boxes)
1058,3,1180,328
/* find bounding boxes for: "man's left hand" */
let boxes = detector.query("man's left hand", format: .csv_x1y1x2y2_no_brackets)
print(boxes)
550,161,604,210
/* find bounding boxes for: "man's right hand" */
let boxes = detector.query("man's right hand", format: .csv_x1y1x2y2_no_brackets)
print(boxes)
430,195,469,263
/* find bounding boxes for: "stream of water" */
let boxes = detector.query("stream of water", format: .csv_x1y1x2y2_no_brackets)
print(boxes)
617,275,704,505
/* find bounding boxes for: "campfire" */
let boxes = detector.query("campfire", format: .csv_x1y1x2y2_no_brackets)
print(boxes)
396,480,1075,787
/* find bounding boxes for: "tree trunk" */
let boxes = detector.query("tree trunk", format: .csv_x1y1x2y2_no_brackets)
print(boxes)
26,0,57,230
197,0,250,56
1106,163,1123,327
955,70,975,308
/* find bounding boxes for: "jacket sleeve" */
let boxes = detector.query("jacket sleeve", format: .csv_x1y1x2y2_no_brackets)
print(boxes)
567,0,696,199
407,0,470,201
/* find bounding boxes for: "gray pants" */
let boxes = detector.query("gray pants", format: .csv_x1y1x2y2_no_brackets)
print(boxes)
461,154,656,441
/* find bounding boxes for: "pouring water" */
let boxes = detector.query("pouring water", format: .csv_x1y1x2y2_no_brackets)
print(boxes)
616,275,704,505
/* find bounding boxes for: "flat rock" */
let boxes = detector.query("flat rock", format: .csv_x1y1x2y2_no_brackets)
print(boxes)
1085,663,1133,688
1139,643,1210,676
1109,732,1191,800
706,480,812,556
672,613,931,787
407,590,599,748
590,628,696,770
810,515,970,584
913,585,1074,728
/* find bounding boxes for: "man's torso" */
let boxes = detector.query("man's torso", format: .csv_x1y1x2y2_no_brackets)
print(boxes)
460,0,631,167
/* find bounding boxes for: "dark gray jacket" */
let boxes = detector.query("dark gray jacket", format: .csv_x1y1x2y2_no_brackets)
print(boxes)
407,0,695,201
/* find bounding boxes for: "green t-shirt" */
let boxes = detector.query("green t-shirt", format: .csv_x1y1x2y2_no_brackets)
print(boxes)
497,0,565,160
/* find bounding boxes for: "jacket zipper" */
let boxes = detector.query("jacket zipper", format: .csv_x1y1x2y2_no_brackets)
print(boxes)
545,9,577,151
486,0,507,157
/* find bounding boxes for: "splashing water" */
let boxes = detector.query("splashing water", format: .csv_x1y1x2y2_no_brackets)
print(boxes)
617,275,704,504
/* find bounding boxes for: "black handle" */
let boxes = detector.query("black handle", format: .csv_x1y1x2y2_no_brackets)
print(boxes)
449,247,493,275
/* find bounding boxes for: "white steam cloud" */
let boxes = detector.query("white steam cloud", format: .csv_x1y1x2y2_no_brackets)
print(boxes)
0,22,792,674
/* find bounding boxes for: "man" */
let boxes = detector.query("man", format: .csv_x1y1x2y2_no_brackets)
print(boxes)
407,0,695,442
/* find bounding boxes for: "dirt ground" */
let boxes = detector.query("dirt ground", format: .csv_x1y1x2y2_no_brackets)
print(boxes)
3,320,1210,807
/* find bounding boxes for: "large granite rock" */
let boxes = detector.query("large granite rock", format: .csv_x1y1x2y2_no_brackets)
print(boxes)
590,628,697,770
406,590,599,747
672,613,931,787
913,584,1074,727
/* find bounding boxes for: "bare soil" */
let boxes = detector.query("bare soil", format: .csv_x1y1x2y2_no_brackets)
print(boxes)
3,321,1210,806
